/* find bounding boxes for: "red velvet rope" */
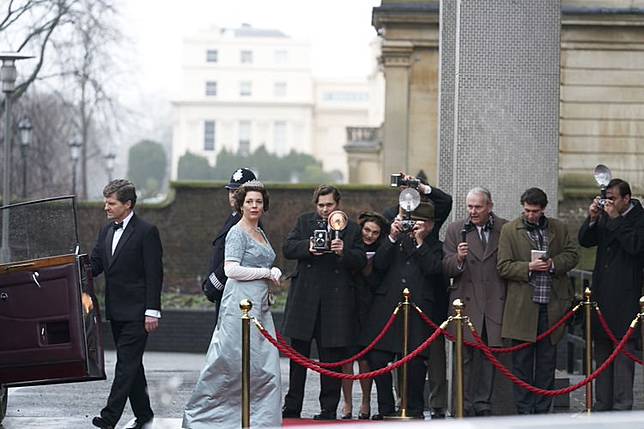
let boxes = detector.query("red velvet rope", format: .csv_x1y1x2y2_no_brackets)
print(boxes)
595,307,644,366
470,322,637,396
274,304,401,369
414,304,578,354
254,318,445,380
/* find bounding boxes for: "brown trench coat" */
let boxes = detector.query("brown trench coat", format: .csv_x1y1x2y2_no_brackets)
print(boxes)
497,216,579,344
443,215,508,346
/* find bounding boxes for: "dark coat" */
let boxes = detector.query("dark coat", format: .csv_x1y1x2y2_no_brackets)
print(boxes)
360,235,443,355
353,239,382,339
443,215,508,346
90,214,163,321
281,212,367,348
578,199,644,339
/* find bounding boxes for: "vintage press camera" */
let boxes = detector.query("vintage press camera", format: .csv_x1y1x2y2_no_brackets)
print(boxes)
398,188,421,233
390,173,421,189
593,164,612,208
311,210,349,252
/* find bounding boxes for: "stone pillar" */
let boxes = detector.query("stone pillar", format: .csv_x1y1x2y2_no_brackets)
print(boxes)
380,41,413,180
439,0,561,221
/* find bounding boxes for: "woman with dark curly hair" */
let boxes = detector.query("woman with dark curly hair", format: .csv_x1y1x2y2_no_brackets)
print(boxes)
340,211,389,420
183,181,282,428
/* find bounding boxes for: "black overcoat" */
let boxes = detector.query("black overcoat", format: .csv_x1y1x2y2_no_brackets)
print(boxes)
360,235,443,355
281,212,367,348
579,199,644,339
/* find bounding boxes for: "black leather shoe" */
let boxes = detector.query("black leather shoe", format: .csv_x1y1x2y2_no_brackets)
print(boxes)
313,410,336,420
358,412,370,420
371,412,396,420
475,409,492,417
92,417,114,429
124,417,154,429
282,408,301,419
430,408,446,419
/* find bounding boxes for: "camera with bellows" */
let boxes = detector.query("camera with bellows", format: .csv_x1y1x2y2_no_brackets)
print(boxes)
311,211,349,252
390,173,420,189
592,164,612,208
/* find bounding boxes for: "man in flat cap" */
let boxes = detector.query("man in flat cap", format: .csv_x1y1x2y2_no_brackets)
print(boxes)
202,168,257,323
362,201,443,420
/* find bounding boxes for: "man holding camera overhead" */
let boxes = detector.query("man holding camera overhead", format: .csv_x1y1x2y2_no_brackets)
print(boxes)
578,178,644,411
384,173,452,419
281,185,367,420
362,201,443,420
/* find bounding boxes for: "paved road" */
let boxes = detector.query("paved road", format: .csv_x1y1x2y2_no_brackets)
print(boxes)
1,351,642,428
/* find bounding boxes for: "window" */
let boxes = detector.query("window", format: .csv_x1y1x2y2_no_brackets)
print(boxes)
273,82,287,97
205,81,217,96
238,121,251,156
240,50,253,64
206,49,218,63
274,49,288,64
273,121,287,156
204,120,215,151
239,81,252,97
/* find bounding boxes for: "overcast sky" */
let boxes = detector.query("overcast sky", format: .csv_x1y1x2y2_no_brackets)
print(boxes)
121,0,382,100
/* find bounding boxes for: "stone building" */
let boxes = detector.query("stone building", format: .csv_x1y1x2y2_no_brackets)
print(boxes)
348,0,644,193
170,24,383,181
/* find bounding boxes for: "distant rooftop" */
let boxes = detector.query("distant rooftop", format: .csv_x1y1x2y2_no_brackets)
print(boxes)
233,23,288,38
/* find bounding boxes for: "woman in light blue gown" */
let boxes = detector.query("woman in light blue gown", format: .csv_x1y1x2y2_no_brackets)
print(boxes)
183,181,282,428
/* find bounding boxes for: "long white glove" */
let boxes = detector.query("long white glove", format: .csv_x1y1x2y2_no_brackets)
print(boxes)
224,262,271,281
269,267,282,283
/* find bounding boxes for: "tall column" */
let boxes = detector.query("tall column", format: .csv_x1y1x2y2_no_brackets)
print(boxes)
380,41,413,181
439,0,561,221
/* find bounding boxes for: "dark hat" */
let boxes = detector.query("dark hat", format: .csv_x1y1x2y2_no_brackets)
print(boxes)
225,168,256,190
410,202,435,221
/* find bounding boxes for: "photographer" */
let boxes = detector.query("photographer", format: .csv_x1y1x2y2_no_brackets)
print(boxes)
384,173,452,419
363,202,443,420
578,178,644,411
281,185,366,421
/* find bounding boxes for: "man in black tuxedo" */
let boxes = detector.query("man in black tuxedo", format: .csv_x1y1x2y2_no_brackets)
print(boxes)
90,179,163,429
201,167,256,322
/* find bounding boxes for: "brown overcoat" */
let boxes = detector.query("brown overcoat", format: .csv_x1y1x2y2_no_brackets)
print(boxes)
443,214,508,346
497,216,579,344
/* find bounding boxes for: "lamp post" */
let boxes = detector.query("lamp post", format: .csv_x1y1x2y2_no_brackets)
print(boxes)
105,151,116,182
18,117,32,198
69,138,81,196
0,52,33,263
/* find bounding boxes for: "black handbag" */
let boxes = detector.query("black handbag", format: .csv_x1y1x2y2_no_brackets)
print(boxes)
201,276,223,303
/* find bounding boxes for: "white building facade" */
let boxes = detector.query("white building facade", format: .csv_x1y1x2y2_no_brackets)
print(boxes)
171,24,383,182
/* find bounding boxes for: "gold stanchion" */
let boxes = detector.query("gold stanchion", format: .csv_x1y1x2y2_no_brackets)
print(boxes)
240,299,253,428
453,299,465,419
583,288,593,414
387,288,412,420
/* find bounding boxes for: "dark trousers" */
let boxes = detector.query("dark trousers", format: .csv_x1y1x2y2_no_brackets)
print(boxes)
511,304,556,414
368,350,426,417
427,336,447,410
594,336,635,411
461,322,495,415
101,321,152,425
283,311,347,415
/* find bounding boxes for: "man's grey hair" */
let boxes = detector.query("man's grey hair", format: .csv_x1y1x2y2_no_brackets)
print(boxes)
466,186,492,204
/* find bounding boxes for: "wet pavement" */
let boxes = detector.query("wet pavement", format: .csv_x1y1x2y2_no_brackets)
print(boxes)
1,351,642,428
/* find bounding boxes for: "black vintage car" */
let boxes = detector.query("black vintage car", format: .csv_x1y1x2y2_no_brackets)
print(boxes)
0,196,105,423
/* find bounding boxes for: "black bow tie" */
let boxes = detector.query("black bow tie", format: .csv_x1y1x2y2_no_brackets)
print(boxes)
112,222,123,232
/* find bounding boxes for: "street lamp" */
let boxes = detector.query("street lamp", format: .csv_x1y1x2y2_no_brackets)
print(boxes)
69,138,81,196
18,117,32,198
0,52,33,263
104,152,116,182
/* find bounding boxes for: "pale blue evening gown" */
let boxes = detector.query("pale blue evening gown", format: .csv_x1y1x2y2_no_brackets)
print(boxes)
182,224,282,428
